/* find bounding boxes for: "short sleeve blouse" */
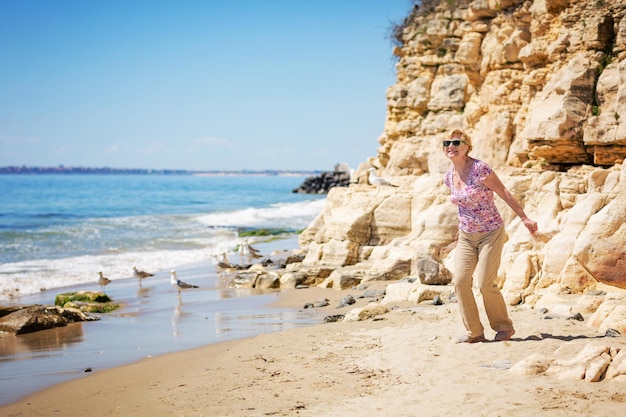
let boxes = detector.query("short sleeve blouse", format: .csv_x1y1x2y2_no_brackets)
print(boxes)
444,159,503,233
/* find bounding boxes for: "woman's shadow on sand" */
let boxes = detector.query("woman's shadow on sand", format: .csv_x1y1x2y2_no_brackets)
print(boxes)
511,330,620,342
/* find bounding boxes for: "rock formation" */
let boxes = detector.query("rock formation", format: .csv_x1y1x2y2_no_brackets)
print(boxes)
0,305,98,335
510,343,626,381
283,0,626,329
292,163,352,194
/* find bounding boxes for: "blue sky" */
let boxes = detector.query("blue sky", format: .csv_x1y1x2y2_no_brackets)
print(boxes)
0,0,412,171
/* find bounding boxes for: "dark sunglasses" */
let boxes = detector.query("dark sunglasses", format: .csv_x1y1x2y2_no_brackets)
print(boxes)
442,140,464,147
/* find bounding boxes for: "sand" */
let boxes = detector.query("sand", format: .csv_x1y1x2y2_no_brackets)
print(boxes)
2,282,625,417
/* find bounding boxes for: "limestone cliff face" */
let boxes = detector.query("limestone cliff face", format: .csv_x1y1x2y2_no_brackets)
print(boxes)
382,0,626,173
289,0,626,329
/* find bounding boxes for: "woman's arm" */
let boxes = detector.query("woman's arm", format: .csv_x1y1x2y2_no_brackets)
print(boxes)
483,171,538,234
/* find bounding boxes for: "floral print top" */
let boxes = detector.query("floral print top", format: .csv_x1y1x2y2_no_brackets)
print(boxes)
444,159,504,233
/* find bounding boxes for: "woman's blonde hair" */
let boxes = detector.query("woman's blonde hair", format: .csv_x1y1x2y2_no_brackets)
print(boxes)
449,129,473,153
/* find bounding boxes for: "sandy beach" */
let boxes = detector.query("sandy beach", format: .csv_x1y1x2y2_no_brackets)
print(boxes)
0,237,320,404
2,279,625,417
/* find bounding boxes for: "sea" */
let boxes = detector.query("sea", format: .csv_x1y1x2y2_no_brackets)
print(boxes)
0,173,328,405
0,173,325,299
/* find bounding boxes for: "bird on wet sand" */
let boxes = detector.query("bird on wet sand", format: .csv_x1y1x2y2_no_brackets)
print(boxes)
133,266,154,286
170,270,199,294
211,253,244,276
218,251,231,264
241,239,263,264
368,167,398,193
97,271,111,293
237,242,245,264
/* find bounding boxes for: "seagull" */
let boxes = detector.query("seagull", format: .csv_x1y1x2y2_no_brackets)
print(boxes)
245,239,261,256
237,242,246,264
368,167,398,192
242,239,263,264
133,266,154,286
211,253,244,276
218,251,231,264
170,270,199,295
97,271,111,293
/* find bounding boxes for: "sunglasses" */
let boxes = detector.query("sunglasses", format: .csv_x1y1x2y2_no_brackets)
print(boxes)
442,139,465,147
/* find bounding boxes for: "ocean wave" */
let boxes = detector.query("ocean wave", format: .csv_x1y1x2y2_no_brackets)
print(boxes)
0,233,242,301
0,224,305,301
196,198,326,229
0,200,324,265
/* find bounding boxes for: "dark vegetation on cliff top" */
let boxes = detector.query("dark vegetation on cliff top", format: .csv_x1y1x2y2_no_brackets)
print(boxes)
388,0,465,48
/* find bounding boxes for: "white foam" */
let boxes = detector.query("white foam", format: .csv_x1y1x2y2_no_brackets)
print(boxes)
0,233,242,301
197,198,326,228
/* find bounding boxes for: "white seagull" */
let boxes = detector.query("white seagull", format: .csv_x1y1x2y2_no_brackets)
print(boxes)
237,242,247,264
242,239,262,264
211,253,244,276
368,167,398,192
218,251,231,264
97,271,111,293
133,266,154,285
170,270,199,294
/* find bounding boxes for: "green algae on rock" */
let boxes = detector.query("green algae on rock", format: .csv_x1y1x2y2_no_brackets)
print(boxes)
55,291,120,313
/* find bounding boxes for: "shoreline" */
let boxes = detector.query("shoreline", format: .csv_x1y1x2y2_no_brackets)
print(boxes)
0,235,322,406
2,286,625,416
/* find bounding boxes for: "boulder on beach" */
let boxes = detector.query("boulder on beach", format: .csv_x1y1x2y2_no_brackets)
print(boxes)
0,305,99,335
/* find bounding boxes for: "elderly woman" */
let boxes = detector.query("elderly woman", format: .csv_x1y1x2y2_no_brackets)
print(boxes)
443,130,537,343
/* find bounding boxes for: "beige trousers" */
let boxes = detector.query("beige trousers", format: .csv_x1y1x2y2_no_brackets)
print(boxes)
453,226,513,337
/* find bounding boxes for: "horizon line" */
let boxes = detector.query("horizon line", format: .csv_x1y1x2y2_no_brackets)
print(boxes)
0,165,325,175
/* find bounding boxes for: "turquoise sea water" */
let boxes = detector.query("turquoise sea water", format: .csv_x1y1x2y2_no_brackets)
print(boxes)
0,174,325,299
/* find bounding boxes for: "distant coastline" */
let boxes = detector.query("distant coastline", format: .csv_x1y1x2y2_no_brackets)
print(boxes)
0,165,322,176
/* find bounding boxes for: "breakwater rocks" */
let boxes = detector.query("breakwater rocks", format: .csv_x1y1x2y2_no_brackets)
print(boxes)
292,163,352,194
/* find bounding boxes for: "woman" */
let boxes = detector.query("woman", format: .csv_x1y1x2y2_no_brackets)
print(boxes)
443,130,537,343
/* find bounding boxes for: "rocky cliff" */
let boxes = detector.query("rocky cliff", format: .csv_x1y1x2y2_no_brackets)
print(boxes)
283,0,626,333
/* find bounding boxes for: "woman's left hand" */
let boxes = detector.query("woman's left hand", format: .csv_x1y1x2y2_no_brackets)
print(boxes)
523,218,538,235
